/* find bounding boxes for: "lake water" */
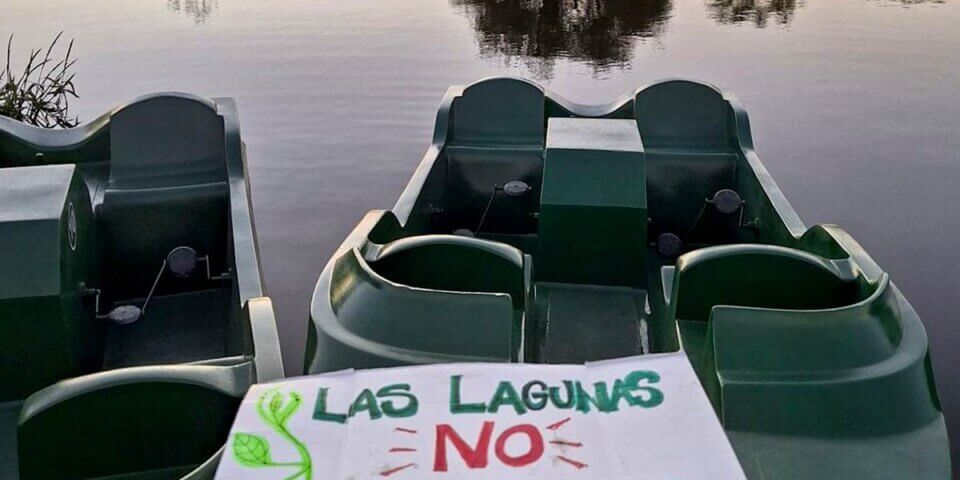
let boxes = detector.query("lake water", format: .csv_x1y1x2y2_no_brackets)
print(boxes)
3,0,958,463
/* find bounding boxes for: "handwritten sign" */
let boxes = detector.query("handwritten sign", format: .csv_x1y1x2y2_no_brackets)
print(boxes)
215,352,746,479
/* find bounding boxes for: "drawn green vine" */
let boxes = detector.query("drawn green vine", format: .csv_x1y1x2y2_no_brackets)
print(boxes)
232,389,313,480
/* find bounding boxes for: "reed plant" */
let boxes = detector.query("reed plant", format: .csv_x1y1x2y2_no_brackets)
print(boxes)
0,32,78,128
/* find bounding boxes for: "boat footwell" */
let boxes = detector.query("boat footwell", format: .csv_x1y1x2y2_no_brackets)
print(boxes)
102,289,232,369
536,283,647,363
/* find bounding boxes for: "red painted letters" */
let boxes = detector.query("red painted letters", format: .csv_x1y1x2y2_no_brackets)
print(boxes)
433,421,494,471
433,422,545,472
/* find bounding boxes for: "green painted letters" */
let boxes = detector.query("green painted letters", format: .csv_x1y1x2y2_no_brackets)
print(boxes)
378,383,419,418
312,387,347,424
450,375,487,413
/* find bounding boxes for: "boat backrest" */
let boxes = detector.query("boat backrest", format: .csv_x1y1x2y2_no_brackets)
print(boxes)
635,80,732,151
99,95,230,299
108,95,226,188
330,247,517,360
634,81,738,238
18,363,248,480
669,244,863,323
442,78,546,233
448,77,544,147
370,234,527,309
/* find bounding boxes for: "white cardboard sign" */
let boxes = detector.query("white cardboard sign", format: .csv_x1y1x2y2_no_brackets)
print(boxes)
215,352,746,479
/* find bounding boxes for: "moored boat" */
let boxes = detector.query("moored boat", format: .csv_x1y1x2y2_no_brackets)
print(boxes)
304,77,951,478
0,93,283,479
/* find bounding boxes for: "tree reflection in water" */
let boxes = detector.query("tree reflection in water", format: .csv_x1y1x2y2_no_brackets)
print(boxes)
167,0,219,24
451,0,672,78
706,0,801,27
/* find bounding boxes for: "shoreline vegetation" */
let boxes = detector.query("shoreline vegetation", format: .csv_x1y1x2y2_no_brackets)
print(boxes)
0,32,78,128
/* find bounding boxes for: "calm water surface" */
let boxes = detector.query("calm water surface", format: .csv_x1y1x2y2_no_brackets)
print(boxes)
4,0,958,460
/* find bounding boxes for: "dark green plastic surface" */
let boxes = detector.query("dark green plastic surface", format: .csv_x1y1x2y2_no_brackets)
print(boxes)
540,117,647,285
305,77,951,478
0,94,282,479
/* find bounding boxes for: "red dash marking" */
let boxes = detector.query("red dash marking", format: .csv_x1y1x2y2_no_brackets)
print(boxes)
549,440,583,447
389,447,418,453
394,427,418,434
380,463,416,477
546,417,572,431
556,456,588,469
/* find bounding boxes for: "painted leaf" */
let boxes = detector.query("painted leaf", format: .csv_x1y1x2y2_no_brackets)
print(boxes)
278,391,302,423
233,432,273,467
271,392,285,415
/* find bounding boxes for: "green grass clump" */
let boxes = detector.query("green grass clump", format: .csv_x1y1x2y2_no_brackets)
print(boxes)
0,32,78,128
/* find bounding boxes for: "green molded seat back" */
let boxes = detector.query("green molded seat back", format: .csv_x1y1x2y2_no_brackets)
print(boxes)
448,77,544,147
328,247,518,363
667,245,864,373
18,364,248,480
634,80,732,150
99,96,229,298
444,78,545,233
107,95,226,188
671,245,862,323
370,234,526,309
635,80,738,239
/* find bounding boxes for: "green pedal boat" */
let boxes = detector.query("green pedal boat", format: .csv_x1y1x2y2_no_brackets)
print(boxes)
0,94,283,479
304,77,952,478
